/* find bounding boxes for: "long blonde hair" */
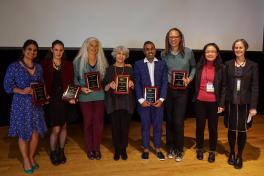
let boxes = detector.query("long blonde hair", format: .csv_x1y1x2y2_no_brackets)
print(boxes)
74,37,108,78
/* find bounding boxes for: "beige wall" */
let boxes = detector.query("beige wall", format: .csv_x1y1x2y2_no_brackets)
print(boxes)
0,0,263,50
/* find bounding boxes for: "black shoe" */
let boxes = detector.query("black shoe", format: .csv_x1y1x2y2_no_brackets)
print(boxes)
87,151,95,160
167,148,174,159
228,153,235,165
114,150,120,161
121,148,128,160
58,148,67,164
234,156,243,169
141,152,149,160
94,151,101,160
50,151,60,165
157,152,165,161
196,150,204,160
208,152,215,163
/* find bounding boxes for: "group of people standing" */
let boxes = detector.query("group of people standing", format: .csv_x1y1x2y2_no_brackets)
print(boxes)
3,27,258,174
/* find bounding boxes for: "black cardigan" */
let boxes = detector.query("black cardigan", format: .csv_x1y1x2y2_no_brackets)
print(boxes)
225,59,259,109
193,63,226,108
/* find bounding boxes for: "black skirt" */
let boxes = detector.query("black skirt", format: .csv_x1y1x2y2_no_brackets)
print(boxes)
224,103,252,132
45,69,69,127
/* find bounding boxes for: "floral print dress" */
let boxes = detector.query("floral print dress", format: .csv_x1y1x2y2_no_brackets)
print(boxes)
4,61,47,141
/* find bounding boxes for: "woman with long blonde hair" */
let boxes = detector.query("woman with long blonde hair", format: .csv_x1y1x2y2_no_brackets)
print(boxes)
73,37,108,160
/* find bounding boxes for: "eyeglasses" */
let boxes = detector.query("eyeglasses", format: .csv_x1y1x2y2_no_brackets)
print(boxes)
169,36,181,39
205,51,217,54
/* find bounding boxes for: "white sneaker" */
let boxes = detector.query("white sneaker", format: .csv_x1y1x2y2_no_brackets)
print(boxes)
167,148,174,159
175,152,183,162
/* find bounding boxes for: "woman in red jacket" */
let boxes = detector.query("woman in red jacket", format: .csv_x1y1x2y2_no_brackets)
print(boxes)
42,40,75,165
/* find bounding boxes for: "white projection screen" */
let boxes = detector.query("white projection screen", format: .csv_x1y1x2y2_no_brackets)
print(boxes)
0,0,263,51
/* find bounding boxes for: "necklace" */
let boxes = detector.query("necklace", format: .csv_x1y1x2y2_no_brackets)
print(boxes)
53,60,61,70
235,59,246,67
21,60,35,70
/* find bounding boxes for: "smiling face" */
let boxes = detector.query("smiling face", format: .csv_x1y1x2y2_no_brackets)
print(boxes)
234,41,246,58
88,40,99,56
23,44,38,60
144,43,156,60
115,50,126,65
204,45,218,62
51,44,64,60
168,30,181,49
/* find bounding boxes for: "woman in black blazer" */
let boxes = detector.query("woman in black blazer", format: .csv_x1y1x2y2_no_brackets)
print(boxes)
224,39,259,169
193,43,226,163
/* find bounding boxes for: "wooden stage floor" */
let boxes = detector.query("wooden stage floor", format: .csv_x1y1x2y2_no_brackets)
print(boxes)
0,116,264,176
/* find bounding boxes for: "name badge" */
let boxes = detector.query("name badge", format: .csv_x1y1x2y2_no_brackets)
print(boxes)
236,79,241,91
206,82,214,92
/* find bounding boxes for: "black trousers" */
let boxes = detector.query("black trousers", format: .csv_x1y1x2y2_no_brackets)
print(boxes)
195,100,218,151
110,110,131,151
166,88,188,152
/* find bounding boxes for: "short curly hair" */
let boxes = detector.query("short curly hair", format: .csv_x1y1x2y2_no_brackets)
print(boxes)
111,45,129,59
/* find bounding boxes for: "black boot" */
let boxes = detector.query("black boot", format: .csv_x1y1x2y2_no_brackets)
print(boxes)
121,148,128,160
58,148,67,164
50,151,60,165
196,150,203,160
228,153,235,165
234,156,243,169
208,151,215,163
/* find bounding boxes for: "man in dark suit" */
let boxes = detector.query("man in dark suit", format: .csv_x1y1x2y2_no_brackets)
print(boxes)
134,41,168,160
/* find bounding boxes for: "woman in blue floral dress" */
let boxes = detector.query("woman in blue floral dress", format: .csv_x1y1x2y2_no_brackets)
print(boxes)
4,39,47,174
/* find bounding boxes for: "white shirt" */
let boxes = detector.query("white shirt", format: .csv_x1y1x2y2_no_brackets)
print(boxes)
138,57,164,104
145,57,157,86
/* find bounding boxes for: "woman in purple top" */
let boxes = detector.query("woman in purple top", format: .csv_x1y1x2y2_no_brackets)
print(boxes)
4,39,47,174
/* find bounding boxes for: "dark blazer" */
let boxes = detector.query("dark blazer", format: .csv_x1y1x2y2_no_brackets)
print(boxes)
41,59,74,94
134,59,168,103
225,59,259,109
193,63,226,107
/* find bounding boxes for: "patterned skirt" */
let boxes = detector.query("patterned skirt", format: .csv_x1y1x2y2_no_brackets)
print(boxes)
8,94,47,141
